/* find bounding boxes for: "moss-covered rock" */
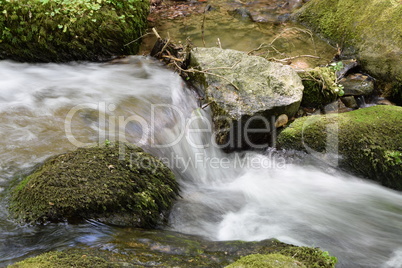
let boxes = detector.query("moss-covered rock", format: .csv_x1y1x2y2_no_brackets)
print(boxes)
0,0,149,62
277,105,402,190
9,143,179,227
189,47,304,151
7,236,337,267
7,251,118,268
292,0,402,104
298,67,340,108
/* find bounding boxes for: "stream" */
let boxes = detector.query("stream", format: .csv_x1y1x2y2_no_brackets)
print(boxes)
0,57,402,267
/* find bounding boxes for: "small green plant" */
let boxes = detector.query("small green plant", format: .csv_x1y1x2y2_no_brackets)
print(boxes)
385,150,402,166
329,61,344,72
321,250,338,266
328,61,345,96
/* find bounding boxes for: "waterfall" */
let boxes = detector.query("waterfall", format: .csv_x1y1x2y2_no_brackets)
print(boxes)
0,58,401,267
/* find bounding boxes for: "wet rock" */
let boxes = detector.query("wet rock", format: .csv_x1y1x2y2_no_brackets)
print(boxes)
335,59,359,80
9,143,179,227
277,105,402,190
189,47,303,151
293,0,402,104
230,8,252,20
0,0,149,62
339,73,374,96
228,0,307,24
275,114,289,128
375,98,395,106
341,96,358,109
8,230,337,267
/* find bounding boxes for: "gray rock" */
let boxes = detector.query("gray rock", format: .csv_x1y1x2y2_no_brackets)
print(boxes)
339,73,374,96
341,96,358,109
335,59,359,80
189,47,303,150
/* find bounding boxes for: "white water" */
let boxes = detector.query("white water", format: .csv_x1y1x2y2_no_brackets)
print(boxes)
1,58,402,267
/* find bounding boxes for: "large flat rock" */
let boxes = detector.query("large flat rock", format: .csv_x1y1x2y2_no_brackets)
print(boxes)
190,47,303,150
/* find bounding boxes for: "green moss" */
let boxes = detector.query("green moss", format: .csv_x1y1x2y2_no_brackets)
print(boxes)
7,251,117,268
7,239,337,268
0,0,149,62
298,67,339,108
9,143,179,227
226,247,337,268
277,105,402,190
225,253,306,268
279,247,337,268
293,0,402,103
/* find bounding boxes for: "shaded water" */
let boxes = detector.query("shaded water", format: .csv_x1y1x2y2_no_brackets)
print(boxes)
143,0,336,69
1,58,402,267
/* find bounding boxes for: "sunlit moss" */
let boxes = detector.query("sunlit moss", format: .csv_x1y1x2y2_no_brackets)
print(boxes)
293,0,402,104
277,105,402,190
0,0,149,62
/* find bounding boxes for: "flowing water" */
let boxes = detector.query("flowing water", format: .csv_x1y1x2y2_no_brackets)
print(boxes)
1,58,402,268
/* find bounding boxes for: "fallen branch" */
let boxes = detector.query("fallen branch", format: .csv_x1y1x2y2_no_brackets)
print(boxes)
124,32,152,47
270,54,321,63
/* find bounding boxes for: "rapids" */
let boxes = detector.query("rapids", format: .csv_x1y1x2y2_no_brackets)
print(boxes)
0,58,401,267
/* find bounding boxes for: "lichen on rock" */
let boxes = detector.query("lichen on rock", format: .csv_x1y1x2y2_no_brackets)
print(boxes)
0,0,150,62
9,143,179,227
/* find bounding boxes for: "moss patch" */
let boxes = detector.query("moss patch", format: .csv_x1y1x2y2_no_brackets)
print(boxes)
279,247,337,268
7,251,117,268
298,67,340,108
9,143,179,227
293,0,402,104
225,253,306,268
7,237,338,268
0,0,149,62
277,105,402,190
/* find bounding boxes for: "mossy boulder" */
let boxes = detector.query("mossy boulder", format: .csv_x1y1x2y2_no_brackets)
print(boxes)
9,143,179,227
7,237,337,268
0,0,149,62
293,0,402,104
277,105,402,190
189,47,304,151
7,251,118,268
298,67,340,108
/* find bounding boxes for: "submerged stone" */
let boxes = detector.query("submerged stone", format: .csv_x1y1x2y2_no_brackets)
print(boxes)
0,0,149,62
293,0,402,104
189,47,303,151
9,143,179,227
277,105,402,190
339,73,374,96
